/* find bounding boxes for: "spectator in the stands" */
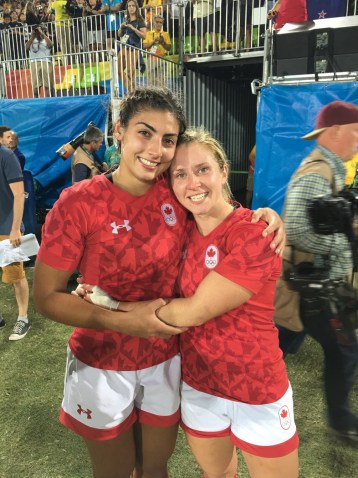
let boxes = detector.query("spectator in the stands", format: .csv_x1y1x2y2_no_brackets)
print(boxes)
267,0,307,29
0,11,11,29
41,9,58,52
19,11,26,23
101,0,124,51
71,125,107,183
117,0,146,92
143,14,170,84
9,9,26,60
51,0,73,57
141,0,163,30
24,1,40,26
25,24,54,97
66,0,85,54
192,0,217,53
84,0,106,54
239,0,252,48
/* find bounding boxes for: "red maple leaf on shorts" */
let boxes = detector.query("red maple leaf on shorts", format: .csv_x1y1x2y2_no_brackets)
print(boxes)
280,409,288,418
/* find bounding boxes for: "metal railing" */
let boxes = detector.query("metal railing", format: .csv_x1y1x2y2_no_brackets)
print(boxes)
1,1,357,99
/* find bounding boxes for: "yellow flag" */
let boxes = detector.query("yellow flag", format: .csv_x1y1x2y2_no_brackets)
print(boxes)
345,153,358,187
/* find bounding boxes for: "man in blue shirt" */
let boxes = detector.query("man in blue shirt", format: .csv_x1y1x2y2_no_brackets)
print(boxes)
0,125,30,340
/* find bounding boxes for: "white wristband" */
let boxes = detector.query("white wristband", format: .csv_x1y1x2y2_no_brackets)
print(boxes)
90,286,120,310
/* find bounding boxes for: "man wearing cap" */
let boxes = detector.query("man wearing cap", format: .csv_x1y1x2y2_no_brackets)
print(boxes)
283,100,358,441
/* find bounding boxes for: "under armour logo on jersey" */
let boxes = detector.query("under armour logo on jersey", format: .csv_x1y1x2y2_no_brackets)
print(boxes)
161,203,177,226
205,245,219,269
77,404,92,419
111,220,132,233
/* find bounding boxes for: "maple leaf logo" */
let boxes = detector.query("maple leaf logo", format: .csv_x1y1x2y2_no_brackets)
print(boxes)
207,248,216,258
280,409,288,419
164,206,173,215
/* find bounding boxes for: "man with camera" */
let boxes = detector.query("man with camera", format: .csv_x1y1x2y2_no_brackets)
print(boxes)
71,124,107,183
25,25,54,98
283,100,358,442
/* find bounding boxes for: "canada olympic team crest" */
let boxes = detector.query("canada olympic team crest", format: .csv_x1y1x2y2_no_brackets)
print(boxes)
205,245,219,269
278,405,291,430
161,203,177,226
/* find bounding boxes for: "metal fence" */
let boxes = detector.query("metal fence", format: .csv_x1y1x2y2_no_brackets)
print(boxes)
0,0,357,99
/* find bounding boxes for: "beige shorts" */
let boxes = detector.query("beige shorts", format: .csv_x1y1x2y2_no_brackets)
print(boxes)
30,61,53,89
60,348,181,441
0,235,25,284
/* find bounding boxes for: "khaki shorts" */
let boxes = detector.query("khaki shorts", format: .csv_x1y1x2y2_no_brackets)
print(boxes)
0,235,25,284
30,61,53,89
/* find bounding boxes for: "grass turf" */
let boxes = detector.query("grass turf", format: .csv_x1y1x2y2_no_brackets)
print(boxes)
0,268,357,477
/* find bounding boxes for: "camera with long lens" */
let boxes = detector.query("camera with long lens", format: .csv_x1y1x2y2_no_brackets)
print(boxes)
307,188,358,237
56,122,96,160
286,261,330,294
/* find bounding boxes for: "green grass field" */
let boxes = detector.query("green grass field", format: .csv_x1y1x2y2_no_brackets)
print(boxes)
0,268,357,478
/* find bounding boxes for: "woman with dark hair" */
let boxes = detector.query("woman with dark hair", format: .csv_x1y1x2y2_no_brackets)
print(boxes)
75,127,298,478
117,0,146,92
24,0,40,25
34,87,285,478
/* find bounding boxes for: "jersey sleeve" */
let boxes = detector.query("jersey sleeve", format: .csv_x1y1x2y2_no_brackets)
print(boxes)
37,188,90,271
215,219,282,294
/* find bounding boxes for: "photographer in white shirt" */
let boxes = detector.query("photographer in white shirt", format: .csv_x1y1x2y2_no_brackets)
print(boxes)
25,25,54,97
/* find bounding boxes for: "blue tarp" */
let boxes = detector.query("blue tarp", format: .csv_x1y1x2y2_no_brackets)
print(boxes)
0,95,110,208
253,82,358,214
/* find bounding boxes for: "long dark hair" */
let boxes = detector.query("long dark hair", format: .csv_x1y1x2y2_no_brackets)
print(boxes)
124,0,145,23
119,87,187,136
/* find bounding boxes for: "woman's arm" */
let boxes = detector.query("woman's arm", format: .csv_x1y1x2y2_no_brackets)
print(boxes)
267,0,282,19
33,260,186,338
127,22,147,39
156,271,252,327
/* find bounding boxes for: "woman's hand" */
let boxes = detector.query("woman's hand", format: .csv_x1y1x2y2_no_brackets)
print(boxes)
267,0,281,19
251,207,286,255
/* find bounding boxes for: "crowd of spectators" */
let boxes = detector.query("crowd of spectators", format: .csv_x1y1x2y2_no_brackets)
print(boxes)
0,0,357,98
0,0,262,66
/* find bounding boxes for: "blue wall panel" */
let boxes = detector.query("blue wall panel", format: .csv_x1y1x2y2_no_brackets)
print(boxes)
0,95,110,208
253,82,358,214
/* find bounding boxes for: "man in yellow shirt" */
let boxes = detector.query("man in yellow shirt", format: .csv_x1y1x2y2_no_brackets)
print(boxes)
143,14,171,85
50,0,73,56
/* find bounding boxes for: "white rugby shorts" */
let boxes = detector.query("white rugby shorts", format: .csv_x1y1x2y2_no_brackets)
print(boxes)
180,382,299,458
60,348,181,440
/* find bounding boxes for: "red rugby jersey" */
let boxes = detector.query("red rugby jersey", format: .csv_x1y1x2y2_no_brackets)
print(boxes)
179,208,288,405
38,175,188,370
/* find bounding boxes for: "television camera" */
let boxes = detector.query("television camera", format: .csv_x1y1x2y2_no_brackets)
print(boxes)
56,122,96,160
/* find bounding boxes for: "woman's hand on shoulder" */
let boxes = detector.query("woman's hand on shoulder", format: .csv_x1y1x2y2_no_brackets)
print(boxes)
251,207,286,255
